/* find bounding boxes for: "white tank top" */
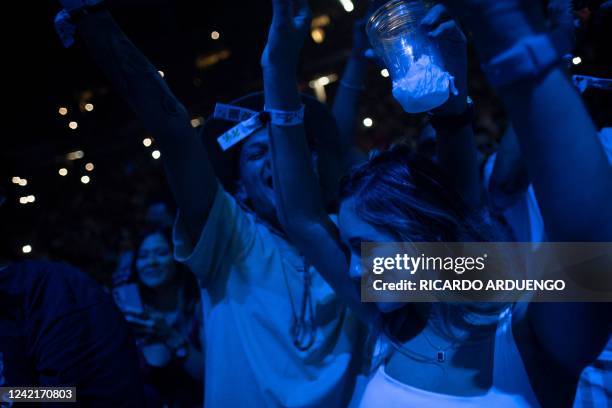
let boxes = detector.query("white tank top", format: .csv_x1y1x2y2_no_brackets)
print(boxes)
359,308,541,407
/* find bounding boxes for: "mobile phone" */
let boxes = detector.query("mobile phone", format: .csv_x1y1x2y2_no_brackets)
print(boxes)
113,283,144,315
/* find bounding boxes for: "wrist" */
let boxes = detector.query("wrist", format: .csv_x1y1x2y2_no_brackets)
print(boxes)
265,104,305,127
263,90,301,112
339,80,366,92
263,72,301,111
261,56,298,75
482,33,566,90
468,14,540,62
167,337,190,365
429,97,474,132
435,92,468,117
349,49,369,62
343,59,368,82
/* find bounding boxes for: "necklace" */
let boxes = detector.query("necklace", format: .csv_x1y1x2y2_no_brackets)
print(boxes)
386,336,441,365
385,324,455,365
246,205,317,351
387,321,497,365
422,330,457,363
282,257,316,351
249,207,317,351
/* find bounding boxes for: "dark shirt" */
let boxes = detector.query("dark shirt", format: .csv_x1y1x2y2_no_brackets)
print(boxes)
0,261,145,407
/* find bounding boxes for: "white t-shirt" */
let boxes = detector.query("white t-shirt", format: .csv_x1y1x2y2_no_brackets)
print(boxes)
173,187,364,408
358,308,540,407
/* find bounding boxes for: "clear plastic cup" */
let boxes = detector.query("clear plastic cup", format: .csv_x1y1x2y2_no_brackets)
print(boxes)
367,0,454,113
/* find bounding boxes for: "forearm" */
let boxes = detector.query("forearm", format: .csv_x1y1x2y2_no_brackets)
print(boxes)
495,58,612,383
496,35,612,378
435,123,483,211
269,130,376,323
516,69,612,370
332,57,368,167
264,70,327,227
77,11,187,134
264,70,378,324
76,11,217,242
499,67,612,241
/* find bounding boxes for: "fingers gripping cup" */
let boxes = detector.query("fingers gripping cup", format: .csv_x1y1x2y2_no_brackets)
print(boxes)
367,0,457,113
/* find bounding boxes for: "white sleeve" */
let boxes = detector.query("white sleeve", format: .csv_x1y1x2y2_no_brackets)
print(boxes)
173,185,257,287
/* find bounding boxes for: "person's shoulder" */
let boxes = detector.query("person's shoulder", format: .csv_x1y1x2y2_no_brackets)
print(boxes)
206,185,258,235
15,260,95,286
1,261,74,289
12,260,108,312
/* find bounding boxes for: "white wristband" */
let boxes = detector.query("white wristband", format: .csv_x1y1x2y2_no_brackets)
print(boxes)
481,31,570,88
265,105,305,127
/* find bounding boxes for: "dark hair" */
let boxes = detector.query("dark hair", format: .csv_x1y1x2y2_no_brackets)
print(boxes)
340,145,509,355
340,145,499,243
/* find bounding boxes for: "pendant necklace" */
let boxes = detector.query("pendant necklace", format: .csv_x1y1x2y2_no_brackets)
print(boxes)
282,257,316,351
422,330,457,363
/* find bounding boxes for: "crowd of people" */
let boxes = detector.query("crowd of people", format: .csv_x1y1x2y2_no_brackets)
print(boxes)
1,0,611,407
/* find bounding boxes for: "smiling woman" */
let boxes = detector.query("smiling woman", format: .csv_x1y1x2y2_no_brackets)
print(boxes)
114,227,205,407
135,231,177,289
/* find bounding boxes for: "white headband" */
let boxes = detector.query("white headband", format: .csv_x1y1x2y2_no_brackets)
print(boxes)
213,103,305,151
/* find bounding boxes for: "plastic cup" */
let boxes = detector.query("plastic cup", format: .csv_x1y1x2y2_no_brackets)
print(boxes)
367,0,453,113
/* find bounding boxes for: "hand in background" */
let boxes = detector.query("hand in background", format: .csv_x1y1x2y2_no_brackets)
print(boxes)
125,312,181,345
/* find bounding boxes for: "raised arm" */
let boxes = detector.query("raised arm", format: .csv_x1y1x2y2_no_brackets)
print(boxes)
423,5,483,211
494,36,611,374
63,4,217,243
443,0,612,375
487,0,574,215
331,18,370,170
262,0,378,324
